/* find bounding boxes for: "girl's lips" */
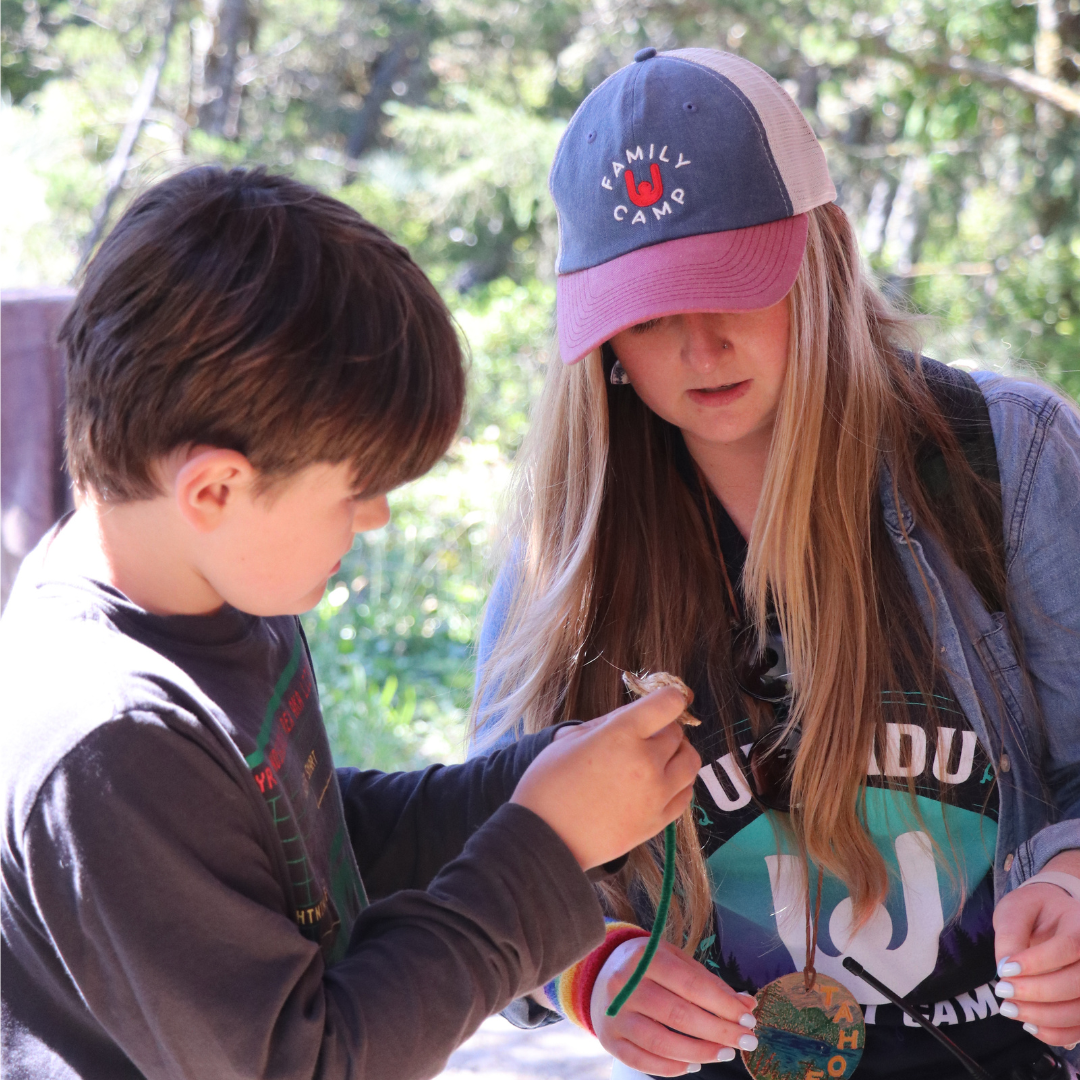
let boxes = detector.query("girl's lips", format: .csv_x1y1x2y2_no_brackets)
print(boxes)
686,380,751,407
330,560,342,574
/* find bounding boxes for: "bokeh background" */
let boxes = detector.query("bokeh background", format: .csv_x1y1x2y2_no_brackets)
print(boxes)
3,0,1078,773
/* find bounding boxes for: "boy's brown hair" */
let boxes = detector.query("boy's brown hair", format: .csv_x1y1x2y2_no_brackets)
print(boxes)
61,166,465,501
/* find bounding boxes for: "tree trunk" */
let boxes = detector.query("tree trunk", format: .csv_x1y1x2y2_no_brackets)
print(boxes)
198,0,254,137
345,39,408,160
796,64,821,112
1036,0,1063,80
1035,0,1063,129
882,157,927,297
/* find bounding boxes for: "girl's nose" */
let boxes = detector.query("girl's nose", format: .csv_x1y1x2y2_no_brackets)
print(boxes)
679,313,731,371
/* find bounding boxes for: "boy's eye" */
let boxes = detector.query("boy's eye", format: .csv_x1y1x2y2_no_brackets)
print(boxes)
629,318,662,334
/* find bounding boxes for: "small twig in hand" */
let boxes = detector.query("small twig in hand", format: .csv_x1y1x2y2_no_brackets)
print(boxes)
622,670,700,726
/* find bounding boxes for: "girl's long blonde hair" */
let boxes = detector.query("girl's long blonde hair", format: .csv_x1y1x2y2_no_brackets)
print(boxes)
471,202,1007,950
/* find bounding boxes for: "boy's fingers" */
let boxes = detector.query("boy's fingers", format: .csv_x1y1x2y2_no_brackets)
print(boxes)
614,686,692,738
643,720,685,762
659,784,695,825
666,738,702,786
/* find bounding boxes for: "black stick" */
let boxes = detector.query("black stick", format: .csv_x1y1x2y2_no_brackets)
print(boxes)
841,957,993,1080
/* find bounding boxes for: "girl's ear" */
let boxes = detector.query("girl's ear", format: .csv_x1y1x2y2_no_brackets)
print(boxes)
172,448,257,533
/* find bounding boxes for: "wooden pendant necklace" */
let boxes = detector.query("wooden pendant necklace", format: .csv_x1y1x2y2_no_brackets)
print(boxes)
741,867,865,1080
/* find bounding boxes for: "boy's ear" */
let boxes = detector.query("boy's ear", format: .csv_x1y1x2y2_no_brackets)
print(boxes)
173,448,257,533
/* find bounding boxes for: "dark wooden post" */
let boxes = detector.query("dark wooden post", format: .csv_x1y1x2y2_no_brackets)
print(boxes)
1,289,75,608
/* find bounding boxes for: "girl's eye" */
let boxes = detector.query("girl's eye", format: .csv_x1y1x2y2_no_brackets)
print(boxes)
630,318,662,334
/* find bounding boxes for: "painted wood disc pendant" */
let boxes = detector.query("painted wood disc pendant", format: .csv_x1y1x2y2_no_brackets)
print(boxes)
741,972,865,1080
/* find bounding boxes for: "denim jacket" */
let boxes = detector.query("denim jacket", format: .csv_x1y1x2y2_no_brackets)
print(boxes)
892,371,1080,901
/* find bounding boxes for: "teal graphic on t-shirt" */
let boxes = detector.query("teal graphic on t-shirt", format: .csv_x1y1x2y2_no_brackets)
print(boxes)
706,789,996,1003
245,631,368,965
695,703,999,1009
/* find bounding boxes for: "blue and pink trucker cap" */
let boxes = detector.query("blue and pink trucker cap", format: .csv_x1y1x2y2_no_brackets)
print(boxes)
550,47,836,365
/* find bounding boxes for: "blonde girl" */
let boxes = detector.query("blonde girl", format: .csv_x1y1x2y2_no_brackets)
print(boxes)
472,46,1080,1080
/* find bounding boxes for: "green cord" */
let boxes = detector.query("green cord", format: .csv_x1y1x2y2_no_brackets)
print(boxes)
606,820,677,1017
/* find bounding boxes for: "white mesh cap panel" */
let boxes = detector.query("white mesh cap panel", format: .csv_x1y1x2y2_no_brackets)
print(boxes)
668,48,836,215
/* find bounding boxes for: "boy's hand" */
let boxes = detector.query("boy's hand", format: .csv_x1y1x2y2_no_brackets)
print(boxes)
510,687,700,870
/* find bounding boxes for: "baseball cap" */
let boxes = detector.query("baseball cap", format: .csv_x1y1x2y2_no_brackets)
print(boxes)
550,47,836,365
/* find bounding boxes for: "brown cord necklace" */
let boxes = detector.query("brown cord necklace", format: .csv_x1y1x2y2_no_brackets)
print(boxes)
698,471,867,1079
741,866,866,1080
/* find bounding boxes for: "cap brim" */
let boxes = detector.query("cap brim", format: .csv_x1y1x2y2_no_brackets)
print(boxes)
556,214,808,365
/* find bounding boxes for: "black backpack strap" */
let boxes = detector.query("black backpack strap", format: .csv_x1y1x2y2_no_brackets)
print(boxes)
913,357,1006,612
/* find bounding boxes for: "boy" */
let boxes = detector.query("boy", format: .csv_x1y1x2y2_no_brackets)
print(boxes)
0,167,699,1080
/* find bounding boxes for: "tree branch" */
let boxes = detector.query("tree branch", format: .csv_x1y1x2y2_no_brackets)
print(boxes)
878,42,1080,118
198,0,255,137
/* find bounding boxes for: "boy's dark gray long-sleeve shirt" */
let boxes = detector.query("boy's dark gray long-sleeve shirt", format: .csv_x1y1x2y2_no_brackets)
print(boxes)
0,533,604,1080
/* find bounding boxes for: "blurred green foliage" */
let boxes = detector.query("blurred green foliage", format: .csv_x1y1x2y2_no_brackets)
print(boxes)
3,0,1077,768
303,278,548,770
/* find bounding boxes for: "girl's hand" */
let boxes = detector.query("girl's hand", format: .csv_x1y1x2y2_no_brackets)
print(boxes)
591,937,759,1076
993,882,1080,1049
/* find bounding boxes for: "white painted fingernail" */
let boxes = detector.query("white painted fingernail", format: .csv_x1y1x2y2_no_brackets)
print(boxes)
998,959,1022,978
739,1013,757,1029
716,1047,736,1062
1023,1022,1039,1035
739,1034,759,1052
995,981,1015,998
684,1065,701,1074
999,1001,1019,1018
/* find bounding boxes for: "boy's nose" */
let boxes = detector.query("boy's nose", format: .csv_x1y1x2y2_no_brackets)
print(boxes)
353,495,390,533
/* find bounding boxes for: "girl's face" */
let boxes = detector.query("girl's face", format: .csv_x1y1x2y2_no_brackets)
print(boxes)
608,300,790,454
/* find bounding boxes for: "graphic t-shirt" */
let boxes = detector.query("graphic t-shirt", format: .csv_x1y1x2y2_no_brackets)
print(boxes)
679,472,1014,1077
103,593,368,967
694,705,1000,1018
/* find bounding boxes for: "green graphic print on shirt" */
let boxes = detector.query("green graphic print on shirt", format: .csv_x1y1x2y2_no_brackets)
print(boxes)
244,632,368,965
694,691,1000,1024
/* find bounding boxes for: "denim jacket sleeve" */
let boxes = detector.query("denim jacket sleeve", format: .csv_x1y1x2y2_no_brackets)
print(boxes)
975,372,1080,888
469,551,526,756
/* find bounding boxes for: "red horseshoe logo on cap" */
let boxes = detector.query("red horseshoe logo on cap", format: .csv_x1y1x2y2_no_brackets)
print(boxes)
625,163,664,207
